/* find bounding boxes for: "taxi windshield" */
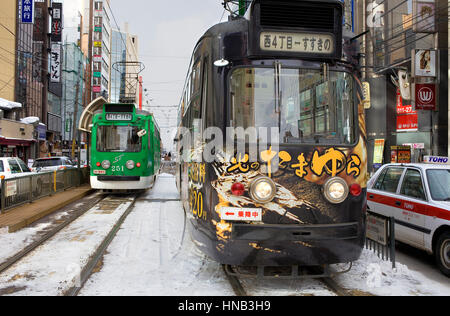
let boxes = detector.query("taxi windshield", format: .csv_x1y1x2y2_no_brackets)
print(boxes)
427,169,450,201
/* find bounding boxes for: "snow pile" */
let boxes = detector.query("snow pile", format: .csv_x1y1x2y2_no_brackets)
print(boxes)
0,98,21,110
337,249,450,296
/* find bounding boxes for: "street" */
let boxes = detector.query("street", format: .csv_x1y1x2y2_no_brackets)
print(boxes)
0,174,448,296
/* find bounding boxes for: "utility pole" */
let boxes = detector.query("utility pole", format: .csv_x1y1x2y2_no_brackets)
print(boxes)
87,0,94,103
42,0,50,126
72,61,82,159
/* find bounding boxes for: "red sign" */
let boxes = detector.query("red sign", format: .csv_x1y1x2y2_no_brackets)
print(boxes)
93,86,101,93
397,113,418,132
415,83,436,110
396,89,416,115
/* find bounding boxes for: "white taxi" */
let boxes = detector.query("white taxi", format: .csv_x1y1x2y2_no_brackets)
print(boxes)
367,156,450,277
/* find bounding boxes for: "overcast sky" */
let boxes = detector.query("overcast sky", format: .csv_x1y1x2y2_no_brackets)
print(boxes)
110,0,226,108
63,0,227,150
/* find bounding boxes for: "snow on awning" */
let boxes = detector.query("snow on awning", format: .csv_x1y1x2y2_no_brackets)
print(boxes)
20,116,40,125
0,97,22,110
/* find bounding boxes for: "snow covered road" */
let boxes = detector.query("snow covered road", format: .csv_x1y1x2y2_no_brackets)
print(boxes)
79,174,234,296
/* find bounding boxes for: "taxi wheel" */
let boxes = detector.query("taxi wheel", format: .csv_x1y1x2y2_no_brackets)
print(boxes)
435,231,450,277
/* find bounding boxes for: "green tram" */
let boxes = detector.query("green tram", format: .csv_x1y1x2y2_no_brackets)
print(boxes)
90,103,161,191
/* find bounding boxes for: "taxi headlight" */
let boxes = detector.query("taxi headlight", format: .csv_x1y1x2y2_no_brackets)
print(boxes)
323,177,349,204
249,177,276,204
126,160,135,170
101,160,111,169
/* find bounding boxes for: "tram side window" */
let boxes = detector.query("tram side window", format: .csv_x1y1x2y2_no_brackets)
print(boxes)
373,167,404,193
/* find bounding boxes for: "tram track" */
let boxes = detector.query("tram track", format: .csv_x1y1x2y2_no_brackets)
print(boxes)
0,192,140,296
0,192,105,275
64,193,140,296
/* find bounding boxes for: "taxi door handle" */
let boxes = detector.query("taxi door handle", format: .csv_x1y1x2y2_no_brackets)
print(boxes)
395,201,401,206
369,195,374,199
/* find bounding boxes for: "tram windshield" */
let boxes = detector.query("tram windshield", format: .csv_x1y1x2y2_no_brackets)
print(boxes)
230,67,356,145
97,125,142,153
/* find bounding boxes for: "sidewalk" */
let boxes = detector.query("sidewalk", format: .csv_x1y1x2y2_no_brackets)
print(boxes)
0,185,94,233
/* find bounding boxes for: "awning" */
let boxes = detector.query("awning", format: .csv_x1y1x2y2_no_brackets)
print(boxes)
0,137,35,146
78,97,107,133
0,98,22,111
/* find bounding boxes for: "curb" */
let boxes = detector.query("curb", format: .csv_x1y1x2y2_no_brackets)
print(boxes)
6,188,96,233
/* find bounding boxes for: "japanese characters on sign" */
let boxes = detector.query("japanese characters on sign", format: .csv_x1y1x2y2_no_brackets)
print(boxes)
20,0,35,24
105,113,133,121
50,44,61,83
227,148,362,180
260,32,334,54
51,2,63,42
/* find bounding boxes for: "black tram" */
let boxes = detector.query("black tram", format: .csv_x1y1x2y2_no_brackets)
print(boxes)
176,0,368,272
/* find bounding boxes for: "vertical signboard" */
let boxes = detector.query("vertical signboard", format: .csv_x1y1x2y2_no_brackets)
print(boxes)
19,0,35,24
50,44,61,83
414,49,437,77
396,89,418,132
51,2,63,42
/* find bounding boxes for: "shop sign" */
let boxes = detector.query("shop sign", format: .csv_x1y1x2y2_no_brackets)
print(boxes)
37,124,46,141
397,114,418,132
391,146,411,163
414,49,437,77
6,181,17,197
396,89,416,115
50,44,61,83
51,2,63,42
20,0,35,24
93,86,101,93
413,1,436,33
415,83,436,110
373,139,385,169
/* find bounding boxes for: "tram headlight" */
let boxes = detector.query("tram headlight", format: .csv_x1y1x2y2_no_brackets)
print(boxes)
323,177,349,204
249,177,276,204
101,160,111,169
126,160,135,170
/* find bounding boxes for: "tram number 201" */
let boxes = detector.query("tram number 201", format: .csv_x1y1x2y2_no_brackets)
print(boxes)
189,189,206,220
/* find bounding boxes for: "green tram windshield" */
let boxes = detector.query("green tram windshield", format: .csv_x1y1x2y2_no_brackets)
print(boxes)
230,67,356,145
97,125,142,153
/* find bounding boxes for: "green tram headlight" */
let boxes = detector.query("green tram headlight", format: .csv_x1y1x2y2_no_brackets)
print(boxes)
249,177,277,204
126,160,135,170
102,160,111,169
323,177,349,204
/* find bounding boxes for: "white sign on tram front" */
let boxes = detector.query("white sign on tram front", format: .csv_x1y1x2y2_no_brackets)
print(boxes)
260,32,334,54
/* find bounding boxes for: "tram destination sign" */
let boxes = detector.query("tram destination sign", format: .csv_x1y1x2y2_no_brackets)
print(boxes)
105,113,133,121
260,32,334,54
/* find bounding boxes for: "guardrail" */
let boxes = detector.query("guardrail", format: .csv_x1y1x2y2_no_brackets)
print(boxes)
0,167,90,214
365,211,396,269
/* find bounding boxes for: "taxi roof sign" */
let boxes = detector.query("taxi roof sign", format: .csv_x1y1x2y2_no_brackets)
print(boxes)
423,156,450,165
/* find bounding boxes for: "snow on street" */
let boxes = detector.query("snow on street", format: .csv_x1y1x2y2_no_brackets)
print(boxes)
0,195,135,296
79,174,234,296
0,174,448,296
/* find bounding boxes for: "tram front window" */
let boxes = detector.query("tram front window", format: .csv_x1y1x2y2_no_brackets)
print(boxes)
97,125,142,153
230,67,356,145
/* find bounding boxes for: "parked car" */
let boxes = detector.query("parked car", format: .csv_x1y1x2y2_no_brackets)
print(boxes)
31,157,76,172
0,157,33,179
367,157,450,277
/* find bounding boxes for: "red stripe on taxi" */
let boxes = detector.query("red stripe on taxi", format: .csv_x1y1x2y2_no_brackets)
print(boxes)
368,192,450,221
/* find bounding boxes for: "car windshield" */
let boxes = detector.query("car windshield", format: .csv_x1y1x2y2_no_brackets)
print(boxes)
0,161,3,172
33,158,63,168
427,169,450,201
230,67,355,145
97,125,142,153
